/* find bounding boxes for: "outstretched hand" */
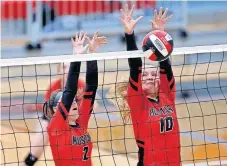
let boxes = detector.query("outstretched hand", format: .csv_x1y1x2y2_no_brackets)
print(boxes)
150,7,173,31
71,31,88,55
85,31,107,53
120,4,143,35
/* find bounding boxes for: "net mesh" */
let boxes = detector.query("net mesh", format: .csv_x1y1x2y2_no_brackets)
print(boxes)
1,44,227,166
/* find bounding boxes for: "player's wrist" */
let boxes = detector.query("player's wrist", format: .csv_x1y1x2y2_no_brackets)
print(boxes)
125,29,134,35
152,26,165,31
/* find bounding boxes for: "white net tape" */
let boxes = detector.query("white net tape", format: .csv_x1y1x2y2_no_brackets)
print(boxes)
1,44,227,67
1,44,227,166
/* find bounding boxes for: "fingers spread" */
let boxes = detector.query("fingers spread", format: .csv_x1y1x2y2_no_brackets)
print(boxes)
120,9,126,19
135,16,143,24
93,31,99,40
79,31,83,40
98,37,107,44
165,14,173,21
162,8,168,19
82,32,87,41
71,37,75,45
154,9,158,21
76,32,79,42
125,4,129,16
129,5,135,17
158,7,163,18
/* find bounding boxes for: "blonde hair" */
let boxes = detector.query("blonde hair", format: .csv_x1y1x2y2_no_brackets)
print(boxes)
106,78,131,124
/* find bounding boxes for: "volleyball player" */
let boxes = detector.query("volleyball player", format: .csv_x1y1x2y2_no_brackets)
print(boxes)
24,43,85,166
24,31,106,166
24,70,86,166
42,31,106,166
119,4,181,165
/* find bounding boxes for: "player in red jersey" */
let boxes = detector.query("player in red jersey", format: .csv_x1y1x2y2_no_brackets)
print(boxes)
119,4,180,166
24,48,86,166
43,31,106,166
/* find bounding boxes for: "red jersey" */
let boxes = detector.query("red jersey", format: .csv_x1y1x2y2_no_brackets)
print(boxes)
48,92,94,166
127,64,180,166
125,33,180,166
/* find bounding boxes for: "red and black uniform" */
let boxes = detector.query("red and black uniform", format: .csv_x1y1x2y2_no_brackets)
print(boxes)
126,33,180,166
47,60,98,166
43,76,85,122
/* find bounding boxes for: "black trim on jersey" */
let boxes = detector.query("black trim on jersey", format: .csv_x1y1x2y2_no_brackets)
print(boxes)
137,146,144,166
129,66,142,84
170,79,175,90
90,94,96,107
136,140,145,145
147,96,159,104
160,58,175,90
83,94,93,99
160,67,173,82
129,78,138,91
160,70,166,74
160,58,173,82
58,104,67,120
69,122,80,128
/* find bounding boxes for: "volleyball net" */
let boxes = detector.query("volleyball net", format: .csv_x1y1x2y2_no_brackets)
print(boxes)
1,44,227,166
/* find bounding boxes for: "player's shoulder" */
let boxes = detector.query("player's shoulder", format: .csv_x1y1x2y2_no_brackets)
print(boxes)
159,92,174,103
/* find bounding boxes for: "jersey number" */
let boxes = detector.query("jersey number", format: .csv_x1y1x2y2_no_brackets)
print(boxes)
160,116,173,133
83,146,89,161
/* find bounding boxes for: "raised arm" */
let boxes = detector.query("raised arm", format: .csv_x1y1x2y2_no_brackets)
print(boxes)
150,7,175,100
120,4,143,89
76,60,98,129
61,61,81,111
60,32,89,112
77,31,107,129
125,33,142,89
46,32,89,130
160,57,175,101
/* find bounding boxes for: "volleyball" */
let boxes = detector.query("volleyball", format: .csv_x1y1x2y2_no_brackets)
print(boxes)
142,30,174,62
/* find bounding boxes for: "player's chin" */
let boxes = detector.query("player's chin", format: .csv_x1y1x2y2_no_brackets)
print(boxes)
68,115,79,122
144,84,155,91
143,88,154,96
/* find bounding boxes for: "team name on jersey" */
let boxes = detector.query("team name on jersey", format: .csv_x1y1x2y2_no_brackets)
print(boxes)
149,105,174,116
72,133,91,145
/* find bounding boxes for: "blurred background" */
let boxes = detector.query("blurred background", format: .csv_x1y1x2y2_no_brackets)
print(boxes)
1,0,227,59
1,2,227,165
